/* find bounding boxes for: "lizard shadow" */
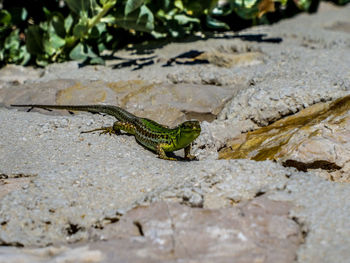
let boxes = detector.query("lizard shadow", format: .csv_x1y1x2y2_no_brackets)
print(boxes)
134,140,199,162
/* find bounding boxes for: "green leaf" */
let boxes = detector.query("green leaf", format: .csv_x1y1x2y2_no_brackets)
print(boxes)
50,34,66,49
36,57,49,67
162,0,171,10
206,15,230,29
21,7,28,20
98,42,106,52
51,13,66,38
43,7,51,18
0,27,32,65
100,14,117,23
96,22,106,34
69,42,100,61
90,25,101,38
125,0,144,16
211,2,234,16
19,45,31,65
66,0,99,16
151,30,167,39
233,0,259,9
4,30,20,50
69,43,88,60
64,14,74,33
26,25,44,55
43,31,65,56
73,20,89,38
174,0,184,10
155,9,170,20
293,0,312,10
116,4,154,32
230,0,261,19
137,5,154,31
0,10,12,25
66,0,91,14
173,14,199,25
90,56,105,64
43,40,55,56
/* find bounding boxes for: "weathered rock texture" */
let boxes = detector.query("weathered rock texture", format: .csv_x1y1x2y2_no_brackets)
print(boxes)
90,198,301,263
0,107,295,246
219,95,350,181
1,80,236,126
0,198,302,263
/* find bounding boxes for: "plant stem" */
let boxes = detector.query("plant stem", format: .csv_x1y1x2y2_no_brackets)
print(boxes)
62,0,117,58
88,0,117,30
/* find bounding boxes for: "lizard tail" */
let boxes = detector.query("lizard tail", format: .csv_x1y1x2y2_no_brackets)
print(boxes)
11,104,137,122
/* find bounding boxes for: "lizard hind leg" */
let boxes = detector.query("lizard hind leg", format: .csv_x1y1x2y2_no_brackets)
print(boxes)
156,143,177,161
113,121,136,135
81,121,137,136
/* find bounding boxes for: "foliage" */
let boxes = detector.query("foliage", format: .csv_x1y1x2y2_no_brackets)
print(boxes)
0,0,348,67
0,8,30,65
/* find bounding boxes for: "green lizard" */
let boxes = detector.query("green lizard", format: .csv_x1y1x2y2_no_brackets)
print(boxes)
11,104,201,161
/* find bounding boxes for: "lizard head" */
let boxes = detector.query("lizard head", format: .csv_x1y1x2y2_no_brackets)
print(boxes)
178,120,201,143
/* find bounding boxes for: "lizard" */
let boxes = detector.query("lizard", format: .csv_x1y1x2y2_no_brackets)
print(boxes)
11,104,201,161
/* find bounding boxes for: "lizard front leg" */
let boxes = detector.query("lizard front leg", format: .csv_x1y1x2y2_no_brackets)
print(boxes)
184,144,196,160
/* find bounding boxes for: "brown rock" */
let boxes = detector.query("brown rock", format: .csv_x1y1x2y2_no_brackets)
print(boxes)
196,51,264,68
219,95,350,181
3,80,234,126
87,197,302,263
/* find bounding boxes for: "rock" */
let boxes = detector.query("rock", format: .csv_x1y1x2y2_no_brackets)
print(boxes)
0,79,76,108
1,107,301,246
270,173,350,263
166,45,264,68
193,119,255,160
195,50,264,68
89,198,301,263
0,106,295,246
1,80,235,126
0,246,103,263
0,65,43,85
0,198,302,263
219,95,350,181
0,177,33,200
